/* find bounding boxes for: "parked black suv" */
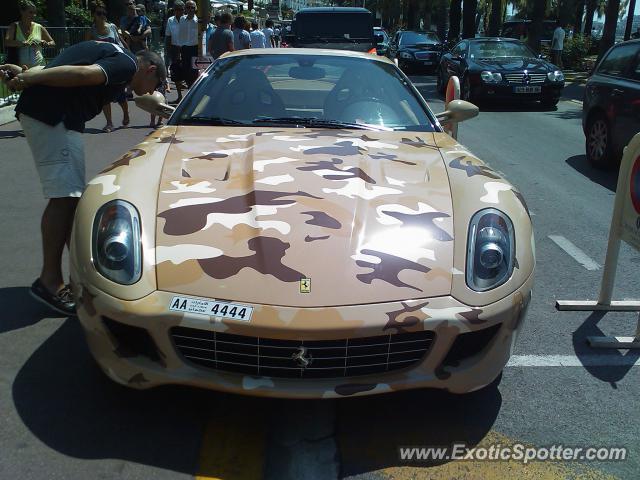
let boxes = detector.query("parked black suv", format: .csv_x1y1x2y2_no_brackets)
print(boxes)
583,39,640,168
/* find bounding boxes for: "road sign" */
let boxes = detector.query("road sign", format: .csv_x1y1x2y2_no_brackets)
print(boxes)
192,55,214,70
556,133,640,349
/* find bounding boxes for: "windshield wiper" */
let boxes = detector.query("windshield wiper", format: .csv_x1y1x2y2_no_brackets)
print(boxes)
180,116,249,126
252,117,391,131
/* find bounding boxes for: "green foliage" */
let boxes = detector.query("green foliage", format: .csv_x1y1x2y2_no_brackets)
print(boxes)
65,2,93,27
562,34,591,69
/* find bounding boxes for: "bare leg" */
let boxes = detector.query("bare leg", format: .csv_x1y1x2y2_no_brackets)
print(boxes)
103,104,113,132
39,197,79,294
120,101,130,126
150,114,156,127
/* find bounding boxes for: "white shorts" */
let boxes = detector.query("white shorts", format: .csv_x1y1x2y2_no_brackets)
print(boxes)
20,114,85,199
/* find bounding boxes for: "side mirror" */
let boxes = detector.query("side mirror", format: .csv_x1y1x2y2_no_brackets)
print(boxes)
134,91,175,119
436,99,479,125
374,33,384,44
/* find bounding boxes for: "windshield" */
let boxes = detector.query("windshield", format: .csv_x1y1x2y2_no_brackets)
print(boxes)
399,32,440,45
470,41,536,59
295,13,373,40
171,54,437,132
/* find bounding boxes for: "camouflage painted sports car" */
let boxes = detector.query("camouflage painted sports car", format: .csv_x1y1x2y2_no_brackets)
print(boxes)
70,49,534,398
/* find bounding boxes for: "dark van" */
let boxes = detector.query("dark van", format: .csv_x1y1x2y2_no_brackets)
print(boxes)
291,7,377,53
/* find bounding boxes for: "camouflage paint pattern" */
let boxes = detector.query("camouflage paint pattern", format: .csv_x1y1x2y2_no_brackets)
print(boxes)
69,51,535,398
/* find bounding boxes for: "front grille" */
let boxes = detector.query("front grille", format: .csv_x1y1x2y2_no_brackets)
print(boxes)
504,73,547,84
415,51,437,59
171,327,435,379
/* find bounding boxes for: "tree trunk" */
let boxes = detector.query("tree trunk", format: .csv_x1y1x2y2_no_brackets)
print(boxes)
599,0,621,58
435,0,449,41
528,0,545,53
462,0,477,38
584,0,597,37
575,0,585,34
625,0,637,39
448,0,462,41
488,0,502,37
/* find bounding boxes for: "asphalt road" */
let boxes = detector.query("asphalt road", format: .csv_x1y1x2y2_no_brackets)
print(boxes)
0,75,638,480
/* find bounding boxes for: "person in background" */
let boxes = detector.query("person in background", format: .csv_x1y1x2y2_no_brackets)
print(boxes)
250,22,266,49
273,24,281,47
120,1,138,43
208,12,234,59
0,44,165,316
233,16,251,50
86,0,130,132
263,19,275,48
128,4,151,52
4,0,55,69
165,1,185,97
204,12,216,48
177,0,199,92
551,20,566,69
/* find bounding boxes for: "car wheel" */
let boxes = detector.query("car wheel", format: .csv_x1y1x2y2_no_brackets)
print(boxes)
586,113,615,169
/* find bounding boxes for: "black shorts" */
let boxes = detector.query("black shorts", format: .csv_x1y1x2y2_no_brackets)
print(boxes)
174,45,198,87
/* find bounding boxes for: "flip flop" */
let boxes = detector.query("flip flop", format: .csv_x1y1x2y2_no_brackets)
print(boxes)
103,125,113,133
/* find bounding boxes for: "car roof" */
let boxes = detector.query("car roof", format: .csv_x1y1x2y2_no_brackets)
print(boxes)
296,7,370,14
218,48,395,65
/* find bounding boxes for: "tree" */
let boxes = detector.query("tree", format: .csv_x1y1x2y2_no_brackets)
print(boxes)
488,0,503,36
462,0,478,38
584,0,598,35
574,0,586,33
599,0,621,58
528,0,546,52
449,0,462,41
624,0,637,39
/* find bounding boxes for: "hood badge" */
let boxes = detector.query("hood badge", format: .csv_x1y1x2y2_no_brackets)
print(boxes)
292,346,313,368
300,278,311,294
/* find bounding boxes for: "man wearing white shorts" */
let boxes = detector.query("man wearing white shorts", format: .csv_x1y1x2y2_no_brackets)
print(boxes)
0,41,165,315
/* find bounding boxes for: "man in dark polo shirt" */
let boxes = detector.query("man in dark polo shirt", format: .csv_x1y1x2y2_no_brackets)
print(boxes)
0,41,166,315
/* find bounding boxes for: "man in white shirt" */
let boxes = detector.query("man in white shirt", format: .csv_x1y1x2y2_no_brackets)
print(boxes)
263,19,275,48
164,0,183,97
175,0,198,98
250,22,266,48
551,21,566,69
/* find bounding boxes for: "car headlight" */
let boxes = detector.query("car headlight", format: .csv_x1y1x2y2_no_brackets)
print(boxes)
480,71,502,83
399,51,413,59
92,200,142,285
466,209,515,292
547,70,564,82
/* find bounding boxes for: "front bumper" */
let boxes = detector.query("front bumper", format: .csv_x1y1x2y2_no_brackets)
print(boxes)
399,54,441,71
73,271,533,398
471,81,564,101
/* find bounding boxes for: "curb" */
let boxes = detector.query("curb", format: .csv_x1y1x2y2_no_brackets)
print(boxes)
0,104,17,126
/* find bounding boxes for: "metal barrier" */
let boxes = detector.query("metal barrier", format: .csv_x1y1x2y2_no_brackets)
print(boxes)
0,25,163,103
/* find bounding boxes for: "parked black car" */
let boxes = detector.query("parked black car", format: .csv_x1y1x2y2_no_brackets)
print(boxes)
388,30,444,73
583,39,640,168
374,27,390,56
437,37,565,106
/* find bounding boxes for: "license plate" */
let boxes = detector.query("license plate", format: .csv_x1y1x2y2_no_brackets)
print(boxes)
170,296,253,322
514,86,541,93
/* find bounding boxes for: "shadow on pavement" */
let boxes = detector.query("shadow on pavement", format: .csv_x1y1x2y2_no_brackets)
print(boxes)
572,311,640,386
479,101,556,113
0,286,64,333
336,379,502,475
12,319,208,474
0,129,24,139
546,108,582,120
565,154,619,192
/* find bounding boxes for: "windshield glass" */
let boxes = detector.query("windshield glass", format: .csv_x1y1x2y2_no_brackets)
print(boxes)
171,54,437,132
470,41,535,59
295,13,373,40
399,32,440,45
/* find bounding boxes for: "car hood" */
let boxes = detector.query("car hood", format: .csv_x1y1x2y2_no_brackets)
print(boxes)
472,56,550,72
155,127,455,307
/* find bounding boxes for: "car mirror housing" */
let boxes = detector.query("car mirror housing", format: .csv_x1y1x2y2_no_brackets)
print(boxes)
135,92,175,119
436,100,479,125
374,33,384,44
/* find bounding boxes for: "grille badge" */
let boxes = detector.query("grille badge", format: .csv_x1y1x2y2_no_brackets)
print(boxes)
292,346,313,368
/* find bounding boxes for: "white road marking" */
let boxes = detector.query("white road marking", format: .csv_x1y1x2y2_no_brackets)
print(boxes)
412,82,431,87
548,235,600,271
508,354,640,367
570,99,583,106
